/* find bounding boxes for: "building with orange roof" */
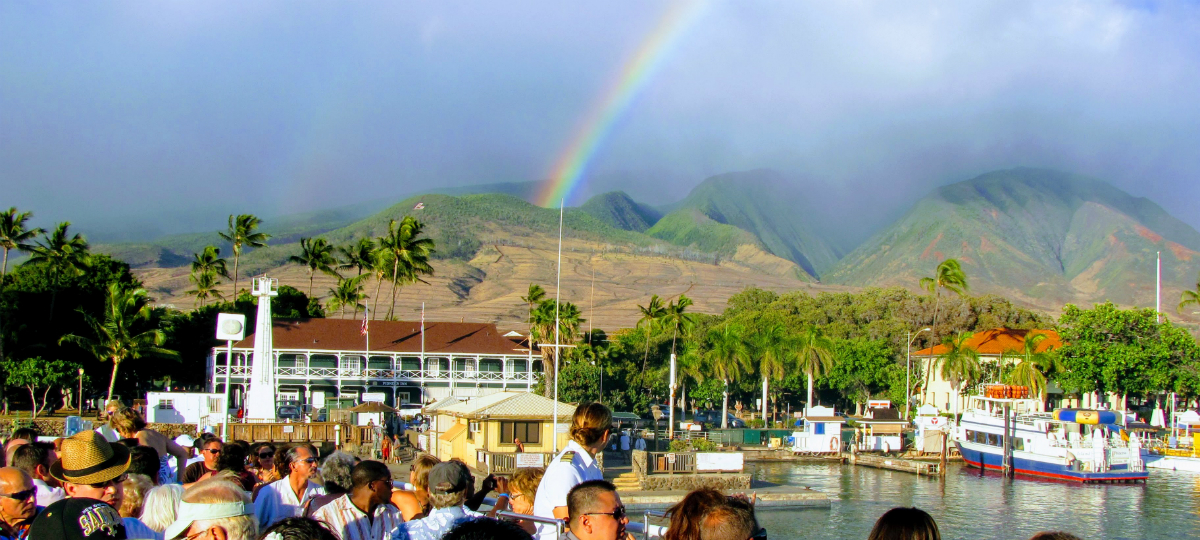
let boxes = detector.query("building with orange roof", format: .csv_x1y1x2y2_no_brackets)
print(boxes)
913,328,1067,414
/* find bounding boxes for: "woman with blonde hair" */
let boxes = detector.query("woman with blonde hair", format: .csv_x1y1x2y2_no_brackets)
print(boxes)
507,467,545,534
118,473,155,518
391,452,440,520
109,407,191,485
531,401,611,540
140,483,186,533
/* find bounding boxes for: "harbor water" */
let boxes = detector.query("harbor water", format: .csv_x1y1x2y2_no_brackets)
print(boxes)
747,461,1200,539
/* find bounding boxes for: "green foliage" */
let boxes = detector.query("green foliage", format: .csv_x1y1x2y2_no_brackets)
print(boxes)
2,357,82,417
580,192,660,232
820,339,903,411
668,438,717,452
555,356,601,404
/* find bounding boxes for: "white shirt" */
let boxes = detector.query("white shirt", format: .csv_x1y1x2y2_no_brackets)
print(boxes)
33,478,65,507
532,440,602,540
95,425,120,443
254,477,326,530
310,494,403,540
391,505,483,540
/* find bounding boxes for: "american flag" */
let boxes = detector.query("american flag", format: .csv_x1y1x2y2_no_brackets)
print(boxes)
361,307,369,336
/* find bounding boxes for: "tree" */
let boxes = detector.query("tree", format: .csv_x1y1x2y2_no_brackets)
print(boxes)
338,238,376,319
27,222,90,275
521,283,546,354
186,269,224,307
190,246,230,280
823,338,902,415
289,237,341,298
2,357,81,418
0,207,43,284
937,332,981,412
918,258,969,337
1179,272,1200,315
1004,333,1063,406
379,217,435,320
793,325,835,413
704,324,751,428
59,283,180,402
664,294,697,356
369,247,392,320
327,275,368,318
750,322,789,425
218,214,270,297
530,299,585,398
636,294,667,372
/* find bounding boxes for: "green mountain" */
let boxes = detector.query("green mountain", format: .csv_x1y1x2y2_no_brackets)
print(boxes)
824,168,1200,306
580,191,662,232
646,170,842,278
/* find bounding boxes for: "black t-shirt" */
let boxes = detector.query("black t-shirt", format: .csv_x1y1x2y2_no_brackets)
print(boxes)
183,461,215,483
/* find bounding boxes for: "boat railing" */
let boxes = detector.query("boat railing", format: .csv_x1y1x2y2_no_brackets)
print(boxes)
491,502,665,539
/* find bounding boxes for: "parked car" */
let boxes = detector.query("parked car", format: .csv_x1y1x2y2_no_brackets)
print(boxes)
692,410,746,428
277,405,302,421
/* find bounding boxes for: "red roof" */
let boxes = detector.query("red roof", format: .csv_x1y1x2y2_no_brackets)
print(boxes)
912,328,1062,357
233,318,526,356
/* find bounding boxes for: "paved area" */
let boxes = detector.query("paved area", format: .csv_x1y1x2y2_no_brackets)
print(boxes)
619,480,830,508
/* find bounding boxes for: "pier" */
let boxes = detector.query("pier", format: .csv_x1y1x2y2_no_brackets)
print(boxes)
849,453,942,476
619,480,831,509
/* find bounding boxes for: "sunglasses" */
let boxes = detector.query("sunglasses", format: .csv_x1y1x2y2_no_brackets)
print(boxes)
88,474,128,489
748,528,767,540
585,505,626,521
0,488,35,502
300,457,318,464
203,449,222,454
258,452,275,458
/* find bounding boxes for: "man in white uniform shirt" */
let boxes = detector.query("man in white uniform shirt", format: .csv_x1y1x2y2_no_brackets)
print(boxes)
311,461,402,540
253,444,325,530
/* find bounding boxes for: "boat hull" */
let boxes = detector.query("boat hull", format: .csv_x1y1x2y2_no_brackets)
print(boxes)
956,442,1147,483
1144,454,1200,472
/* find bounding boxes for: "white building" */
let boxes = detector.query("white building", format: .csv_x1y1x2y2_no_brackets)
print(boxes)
146,392,227,432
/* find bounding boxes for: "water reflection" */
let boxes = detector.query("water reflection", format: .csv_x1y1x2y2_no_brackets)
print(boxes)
748,462,1197,539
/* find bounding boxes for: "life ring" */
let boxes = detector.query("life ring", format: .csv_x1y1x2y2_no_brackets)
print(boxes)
830,437,840,452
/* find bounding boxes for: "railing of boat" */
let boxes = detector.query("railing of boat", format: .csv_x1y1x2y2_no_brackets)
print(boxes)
487,499,666,539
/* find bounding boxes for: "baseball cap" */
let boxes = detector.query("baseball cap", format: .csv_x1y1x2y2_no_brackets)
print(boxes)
28,498,127,540
174,434,195,448
428,462,470,494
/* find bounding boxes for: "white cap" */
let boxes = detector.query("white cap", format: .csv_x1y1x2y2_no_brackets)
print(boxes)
174,434,196,447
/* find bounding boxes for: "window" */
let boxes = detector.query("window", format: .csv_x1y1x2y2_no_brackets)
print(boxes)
467,422,477,442
1014,438,1025,451
501,421,542,444
814,423,826,435
986,433,1001,447
157,400,174,410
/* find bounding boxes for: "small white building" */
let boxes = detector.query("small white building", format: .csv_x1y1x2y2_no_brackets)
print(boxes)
146,392,227,433
913,404,950,453
791,406,846,453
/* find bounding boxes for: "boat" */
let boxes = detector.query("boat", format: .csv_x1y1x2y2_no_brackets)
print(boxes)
954,392,1148,483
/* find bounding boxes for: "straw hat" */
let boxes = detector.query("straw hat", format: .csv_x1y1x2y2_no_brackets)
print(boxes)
50,431,131,485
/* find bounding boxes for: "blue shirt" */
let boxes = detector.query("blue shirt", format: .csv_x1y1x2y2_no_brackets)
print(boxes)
0,506,42,540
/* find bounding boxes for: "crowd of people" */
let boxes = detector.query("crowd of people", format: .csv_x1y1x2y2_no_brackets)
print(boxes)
0,403,1087,540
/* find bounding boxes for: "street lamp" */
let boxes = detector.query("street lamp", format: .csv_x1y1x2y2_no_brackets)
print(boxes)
78,368,85,416
906,327,933,420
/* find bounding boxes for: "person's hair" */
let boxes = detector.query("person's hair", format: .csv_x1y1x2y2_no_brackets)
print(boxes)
410,453,441,492
664,488,725,540
279,444,319,476
443,517,534,540
867,507,941,540
216,442,248,475
320,451,356,494
117,438,140,448
509,467,545,505
699,498,757,540
196,433,219,448
258,517,338,540
118,473,155,518
350,460,391,489
140,483,185,533
9,427,38,443
183,475,258,540
569,402,612,446
129,446,162,483
104,399,124,411
10,442,53,475
1028,533,1082,540
110,407,148,436
566,480,617,527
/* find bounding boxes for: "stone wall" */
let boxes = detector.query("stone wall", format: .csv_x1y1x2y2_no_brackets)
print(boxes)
639,473,751,491
0,417,197,439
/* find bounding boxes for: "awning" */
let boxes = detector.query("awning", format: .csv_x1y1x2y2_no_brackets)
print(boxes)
868,424,905,434
439,423,467,442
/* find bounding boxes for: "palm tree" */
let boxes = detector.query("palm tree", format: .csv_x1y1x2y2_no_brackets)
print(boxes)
937,332,981,413
369,247,393,321
1005,333,1062,408
187,269,224,307
191,245,230,280
379,217,435,320
1179,272,1200,314
0,207,43,284
750,323,790,426
793,325,835,414
218,214,270,297
289,237,341,298
664,294,697,356
530,299,585,397
636,294,667,372
59,283,179,402
704,324,752,428
28,223,90,321
327,275,368,317
338,238,376,318
521,284,546,356
918,258,969,336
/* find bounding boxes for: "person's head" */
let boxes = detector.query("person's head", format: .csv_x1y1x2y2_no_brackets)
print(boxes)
566,480,625,540
27,497,127,540
109,408,148,438
409,453,441,493
699,497,760,540
258,517,337,540
867,507,940,540
427,461,472,509
54,431,131,509
9,428,38,446
663,488,725,540
11,442,58,485
128,446,162,485
513,438,521,446
320,452,356,495
118,473,154,519
216,444,248,475
570,402,612,451
104,400,123,417
141,483,186,534
201,439,225,469
0,467,36,526
164,475,257,540
350,460,392,506
508,467,545,515
1028,533,1082,540
442,517,534,540
250,443,276,471
280,444,319,481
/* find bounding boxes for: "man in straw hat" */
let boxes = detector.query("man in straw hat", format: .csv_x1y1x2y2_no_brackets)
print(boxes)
50,432,160,540
162,476,256,540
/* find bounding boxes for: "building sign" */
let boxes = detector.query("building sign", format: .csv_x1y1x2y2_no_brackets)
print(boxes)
515,453,542,468
283,425,294,434
555,423,569,433
666,453,676,464
868,399,891,409
696,452,744,472
363,392,387,403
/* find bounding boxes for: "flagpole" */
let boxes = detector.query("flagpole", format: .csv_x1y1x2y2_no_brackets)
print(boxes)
1156,251,1162,323
553,198,564,453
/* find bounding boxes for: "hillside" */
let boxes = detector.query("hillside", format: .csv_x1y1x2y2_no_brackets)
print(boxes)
580,191,662,232
646,170,843,278
824,168,1200,308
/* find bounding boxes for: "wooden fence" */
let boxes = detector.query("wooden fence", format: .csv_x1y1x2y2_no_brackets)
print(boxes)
477,452,555,475
647,451,698,474
226,422,353,444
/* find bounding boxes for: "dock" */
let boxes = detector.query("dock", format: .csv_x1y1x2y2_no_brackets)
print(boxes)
850,453,942,476
618,480,831,509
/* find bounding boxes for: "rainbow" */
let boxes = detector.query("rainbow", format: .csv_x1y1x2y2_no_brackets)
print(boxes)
535,1,706,207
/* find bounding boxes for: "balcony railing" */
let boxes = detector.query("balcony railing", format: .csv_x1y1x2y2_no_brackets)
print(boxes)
214,365,534,382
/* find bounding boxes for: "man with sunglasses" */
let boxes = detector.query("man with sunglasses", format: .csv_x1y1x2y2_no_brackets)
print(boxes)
183,439,223,486
0,468,39,540
562,480,627,540
50,432,159,539
310,461,400,540
253,444,325,530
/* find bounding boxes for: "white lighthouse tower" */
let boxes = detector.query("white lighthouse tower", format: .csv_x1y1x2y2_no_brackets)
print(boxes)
244,276,279,422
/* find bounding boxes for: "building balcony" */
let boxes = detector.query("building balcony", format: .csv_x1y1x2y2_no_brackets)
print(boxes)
213,365,536,383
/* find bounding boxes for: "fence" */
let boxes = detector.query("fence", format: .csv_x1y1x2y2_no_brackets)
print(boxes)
647,451,698,474
477,451,555,475
226,422,352,444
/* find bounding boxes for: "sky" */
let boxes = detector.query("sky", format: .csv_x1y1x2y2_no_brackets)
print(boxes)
3,1,1200,242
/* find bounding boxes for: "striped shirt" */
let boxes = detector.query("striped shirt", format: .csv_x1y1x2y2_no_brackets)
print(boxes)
311,494,403,540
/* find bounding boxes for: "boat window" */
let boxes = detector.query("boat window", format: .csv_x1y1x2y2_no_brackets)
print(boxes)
1014,438,1025,451
987,433,1001,446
